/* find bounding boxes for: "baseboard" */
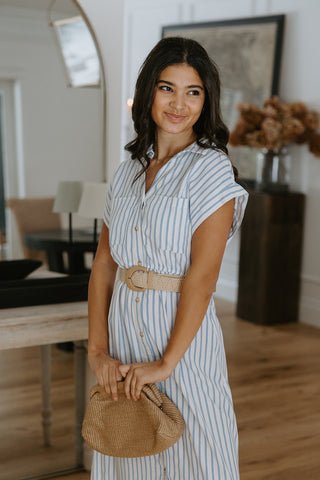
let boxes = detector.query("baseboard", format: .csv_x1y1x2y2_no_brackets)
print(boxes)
215,277,238,303
299,295,320,328
216,274,320,328
299,274,320,328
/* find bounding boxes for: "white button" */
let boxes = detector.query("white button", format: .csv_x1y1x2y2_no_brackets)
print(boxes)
135,297,140,303
140,331,144,337
134,226,139,231
138,260,142,265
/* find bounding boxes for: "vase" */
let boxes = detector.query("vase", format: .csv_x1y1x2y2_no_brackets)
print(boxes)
256,148,290,192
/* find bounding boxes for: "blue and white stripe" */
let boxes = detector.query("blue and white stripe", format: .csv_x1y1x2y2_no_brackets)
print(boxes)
91,143,248,479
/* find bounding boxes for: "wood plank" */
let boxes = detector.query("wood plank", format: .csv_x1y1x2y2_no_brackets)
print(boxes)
0,302,88,349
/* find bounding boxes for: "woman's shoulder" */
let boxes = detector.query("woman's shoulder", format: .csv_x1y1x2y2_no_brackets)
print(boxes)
187,143,232,175
111,158,140,183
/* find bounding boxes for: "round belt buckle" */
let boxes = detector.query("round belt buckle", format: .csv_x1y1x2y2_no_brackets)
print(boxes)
125,265,147,292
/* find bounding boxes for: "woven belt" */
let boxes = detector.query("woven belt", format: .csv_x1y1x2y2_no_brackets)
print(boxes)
119,266,184,293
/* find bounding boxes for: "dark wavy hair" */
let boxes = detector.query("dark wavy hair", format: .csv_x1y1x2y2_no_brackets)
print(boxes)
125,36,233,178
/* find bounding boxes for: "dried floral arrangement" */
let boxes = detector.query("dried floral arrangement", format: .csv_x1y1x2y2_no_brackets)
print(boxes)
229,96,320,157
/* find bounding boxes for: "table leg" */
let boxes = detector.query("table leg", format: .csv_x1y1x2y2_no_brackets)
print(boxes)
74,340,86,468
67,251,86,274
40,344,52,446
46,250,65,273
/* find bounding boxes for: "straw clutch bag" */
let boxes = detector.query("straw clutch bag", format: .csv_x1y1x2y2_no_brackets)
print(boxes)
82,382,185,457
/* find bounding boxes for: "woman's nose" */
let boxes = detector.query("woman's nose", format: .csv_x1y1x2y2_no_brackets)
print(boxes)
170,92,185,111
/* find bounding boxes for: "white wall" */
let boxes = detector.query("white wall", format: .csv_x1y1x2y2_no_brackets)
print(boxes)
79,0,320,327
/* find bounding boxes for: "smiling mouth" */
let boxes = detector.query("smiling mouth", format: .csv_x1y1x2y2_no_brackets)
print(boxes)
165,112,186,122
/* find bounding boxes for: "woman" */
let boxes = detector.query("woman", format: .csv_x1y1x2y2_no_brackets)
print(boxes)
88,37,248,479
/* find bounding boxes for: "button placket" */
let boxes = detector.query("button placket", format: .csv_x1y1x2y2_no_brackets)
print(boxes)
132,293,146,343
133,190,146,268
131,192,147,345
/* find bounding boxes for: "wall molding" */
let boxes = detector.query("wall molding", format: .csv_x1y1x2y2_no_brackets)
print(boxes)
216,266,320,329
301,273,320,286
299,273,320,328
299,295,320,328
216,277,238,303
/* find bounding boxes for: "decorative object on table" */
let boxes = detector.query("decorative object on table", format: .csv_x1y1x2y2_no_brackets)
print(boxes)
82,382,185,458
163,15,285,179
230,96,320,191
53,181,83,243
0,259,42,281
255,147,291,192
78,182,108,244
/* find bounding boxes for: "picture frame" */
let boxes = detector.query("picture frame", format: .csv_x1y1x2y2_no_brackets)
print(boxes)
162,15,285,181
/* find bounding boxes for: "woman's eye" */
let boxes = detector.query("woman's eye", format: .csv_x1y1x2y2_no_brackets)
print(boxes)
189,90,200,96
159,85,172,92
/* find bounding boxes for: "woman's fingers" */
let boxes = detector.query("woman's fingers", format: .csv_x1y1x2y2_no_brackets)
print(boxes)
130,374,138,401
124,367,134,400
119,364,131,377
123,365,143,401
91,355,123,401
102,369,111,395
133,379,143,401
109,367,119,401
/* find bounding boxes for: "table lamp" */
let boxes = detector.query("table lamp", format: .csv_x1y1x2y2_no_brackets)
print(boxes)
78,182,108,244
53,181,83,243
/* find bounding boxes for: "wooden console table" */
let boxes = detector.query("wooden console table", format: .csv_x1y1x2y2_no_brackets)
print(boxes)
237,190,305,325
0,301,88,475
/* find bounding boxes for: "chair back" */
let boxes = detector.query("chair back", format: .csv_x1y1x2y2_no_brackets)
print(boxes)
6,197,61,262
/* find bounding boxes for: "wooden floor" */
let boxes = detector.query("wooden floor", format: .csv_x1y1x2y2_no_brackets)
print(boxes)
1,299,319,480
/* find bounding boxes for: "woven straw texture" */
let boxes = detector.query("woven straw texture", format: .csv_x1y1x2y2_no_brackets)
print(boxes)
82,382,185,458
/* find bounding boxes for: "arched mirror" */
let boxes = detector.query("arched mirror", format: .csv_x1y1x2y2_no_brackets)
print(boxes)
0,1,104,478
0,0,106,260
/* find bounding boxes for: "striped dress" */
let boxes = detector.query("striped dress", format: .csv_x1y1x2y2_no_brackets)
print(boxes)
91,142,248,480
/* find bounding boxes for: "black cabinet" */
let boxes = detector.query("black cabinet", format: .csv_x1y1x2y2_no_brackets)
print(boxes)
237,190,305,325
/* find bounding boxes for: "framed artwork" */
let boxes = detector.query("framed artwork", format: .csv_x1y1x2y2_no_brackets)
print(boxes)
162,15,285,180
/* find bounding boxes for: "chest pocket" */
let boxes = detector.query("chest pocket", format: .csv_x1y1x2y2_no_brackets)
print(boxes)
144,195,190,254
109,196,136,248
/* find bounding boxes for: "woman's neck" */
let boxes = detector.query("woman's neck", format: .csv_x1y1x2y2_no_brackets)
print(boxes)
154,131,196,164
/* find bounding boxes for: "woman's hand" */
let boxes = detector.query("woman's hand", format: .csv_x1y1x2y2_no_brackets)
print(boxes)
119,359,173,401
88,350,123,401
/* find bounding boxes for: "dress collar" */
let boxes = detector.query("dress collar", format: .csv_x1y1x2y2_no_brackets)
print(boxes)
147,140,207,159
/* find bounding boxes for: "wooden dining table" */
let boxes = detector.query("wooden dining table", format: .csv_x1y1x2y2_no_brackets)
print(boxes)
0,269,89,477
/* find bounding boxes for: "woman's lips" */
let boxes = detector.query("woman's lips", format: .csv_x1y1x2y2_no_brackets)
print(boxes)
165,112,186,122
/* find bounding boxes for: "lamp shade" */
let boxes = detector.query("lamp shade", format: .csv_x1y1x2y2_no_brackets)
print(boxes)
53,181,83,213
78,182,108,219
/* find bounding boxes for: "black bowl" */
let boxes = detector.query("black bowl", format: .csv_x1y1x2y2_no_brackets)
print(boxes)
0,259,42,281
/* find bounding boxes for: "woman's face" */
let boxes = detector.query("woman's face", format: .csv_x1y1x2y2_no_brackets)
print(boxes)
151,63,205,139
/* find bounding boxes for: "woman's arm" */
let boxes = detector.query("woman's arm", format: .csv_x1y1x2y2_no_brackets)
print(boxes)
121,199,235,400
88,223,123,400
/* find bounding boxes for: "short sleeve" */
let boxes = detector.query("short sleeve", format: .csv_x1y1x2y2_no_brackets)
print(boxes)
188,151,248,241
103,182,112,228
